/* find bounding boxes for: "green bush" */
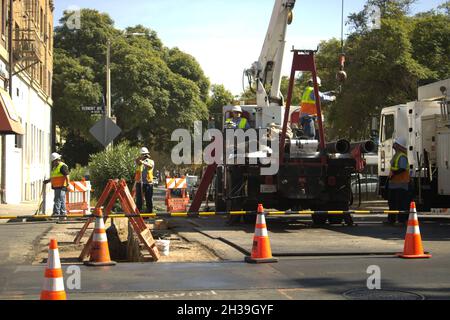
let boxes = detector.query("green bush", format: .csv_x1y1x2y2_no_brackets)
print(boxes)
69,164,88,181
88,142,140,199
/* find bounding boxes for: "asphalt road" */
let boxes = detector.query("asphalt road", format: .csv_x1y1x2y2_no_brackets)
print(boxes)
1,254,449,300
1,193,449,300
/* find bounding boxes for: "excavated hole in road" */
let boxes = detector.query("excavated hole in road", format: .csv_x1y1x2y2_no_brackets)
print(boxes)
107,218,221,263
34,218,220,264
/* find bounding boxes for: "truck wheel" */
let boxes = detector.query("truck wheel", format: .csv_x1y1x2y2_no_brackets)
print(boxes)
243,214,257,225
327,202,350,225
312,213,327,225
226,200,242,225
327,215,344,225
215,199,226,213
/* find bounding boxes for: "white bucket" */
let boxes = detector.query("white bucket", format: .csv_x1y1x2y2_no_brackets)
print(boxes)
155,240,170,256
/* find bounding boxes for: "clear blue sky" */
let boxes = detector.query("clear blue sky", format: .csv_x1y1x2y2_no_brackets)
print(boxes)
54,0,445,95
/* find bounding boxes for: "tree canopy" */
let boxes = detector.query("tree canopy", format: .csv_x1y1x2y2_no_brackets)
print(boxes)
53,9,214,165
304,0,449,141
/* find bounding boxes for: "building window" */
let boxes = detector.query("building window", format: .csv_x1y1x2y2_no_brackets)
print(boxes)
1,0,5,36
15,118,23,148
48,70,52,96
40,7,43,37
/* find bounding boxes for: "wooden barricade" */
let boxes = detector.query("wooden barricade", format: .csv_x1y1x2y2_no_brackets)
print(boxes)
165,177,189,212
75,179,160,261
66,180,91,216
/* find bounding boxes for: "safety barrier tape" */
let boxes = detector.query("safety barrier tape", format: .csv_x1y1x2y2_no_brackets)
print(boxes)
0,210,408,220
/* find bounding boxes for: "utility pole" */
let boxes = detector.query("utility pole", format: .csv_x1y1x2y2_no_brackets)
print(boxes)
106,40,111,120
104,33,145,151
104,39,112,151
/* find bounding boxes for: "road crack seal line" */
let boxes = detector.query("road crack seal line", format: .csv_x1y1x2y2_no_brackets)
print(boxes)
30,225,53,265
193,227,251,256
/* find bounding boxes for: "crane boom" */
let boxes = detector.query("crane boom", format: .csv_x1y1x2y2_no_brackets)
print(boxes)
247,0,295,107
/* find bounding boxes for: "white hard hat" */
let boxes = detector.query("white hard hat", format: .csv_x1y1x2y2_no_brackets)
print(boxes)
394,137,407,149
51,152,61,161
140,147,150,155
309,77,322,86
231,105,243,113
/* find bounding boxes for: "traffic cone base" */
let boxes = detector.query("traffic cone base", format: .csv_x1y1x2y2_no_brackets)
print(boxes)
245,205,278,264
397,201,431,259
397,253,431,259
84,260,117,266
244,256,278,264
40,290,67,300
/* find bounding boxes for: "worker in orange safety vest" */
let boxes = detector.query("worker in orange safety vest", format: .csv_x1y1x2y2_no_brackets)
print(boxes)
44,152,70,218
298,77,336,139
134,147,155,213
386,137,411,224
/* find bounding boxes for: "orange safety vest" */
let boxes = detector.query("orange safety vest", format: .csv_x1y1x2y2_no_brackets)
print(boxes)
300,86,317,116
389,152,410,184
50,162,68,188
135,159,154,183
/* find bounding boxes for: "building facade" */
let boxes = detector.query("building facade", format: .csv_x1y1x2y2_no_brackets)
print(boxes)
0,0,54,205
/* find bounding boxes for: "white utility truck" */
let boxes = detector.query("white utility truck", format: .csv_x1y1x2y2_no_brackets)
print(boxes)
378,79,450,212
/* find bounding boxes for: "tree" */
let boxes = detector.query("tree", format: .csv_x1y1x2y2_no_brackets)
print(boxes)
207,84,234,127
410,10,450,80
318,0,439,140
52,49,103,137
166,48,210,101
53,9,211,161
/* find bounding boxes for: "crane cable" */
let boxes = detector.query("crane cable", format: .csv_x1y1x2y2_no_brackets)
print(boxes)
337,0,347,92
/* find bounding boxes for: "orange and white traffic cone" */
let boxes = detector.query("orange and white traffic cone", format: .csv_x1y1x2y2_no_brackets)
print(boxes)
245,204,278,264
397,201,431,259
84,208,116,266
40,239,66,300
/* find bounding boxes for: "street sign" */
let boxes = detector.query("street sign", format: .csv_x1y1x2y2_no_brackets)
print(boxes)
81,106,104,114
89,115,122,147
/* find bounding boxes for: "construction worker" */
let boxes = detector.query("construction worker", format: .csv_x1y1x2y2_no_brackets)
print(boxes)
135,147,155,213
44,152,70,217
224,105,250,130
386,137,411,224
299,77,336,139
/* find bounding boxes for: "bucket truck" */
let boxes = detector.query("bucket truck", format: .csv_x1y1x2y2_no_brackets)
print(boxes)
190,0,366,225
378,79,450,212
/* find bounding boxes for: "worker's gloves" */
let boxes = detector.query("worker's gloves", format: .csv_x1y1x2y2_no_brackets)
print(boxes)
224,122,238,129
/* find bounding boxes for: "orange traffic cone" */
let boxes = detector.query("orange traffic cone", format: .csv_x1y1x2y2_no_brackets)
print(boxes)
84,208,116,266
40,239,66,300
397,201,431,259
245,204,278,264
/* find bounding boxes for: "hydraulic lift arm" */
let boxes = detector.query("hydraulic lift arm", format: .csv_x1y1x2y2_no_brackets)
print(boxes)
245,0,296,107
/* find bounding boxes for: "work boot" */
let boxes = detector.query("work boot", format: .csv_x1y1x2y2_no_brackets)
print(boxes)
343,213,355,226
383,214,397,225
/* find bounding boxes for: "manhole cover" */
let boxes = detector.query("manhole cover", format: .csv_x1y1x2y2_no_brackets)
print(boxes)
343,289,425,300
